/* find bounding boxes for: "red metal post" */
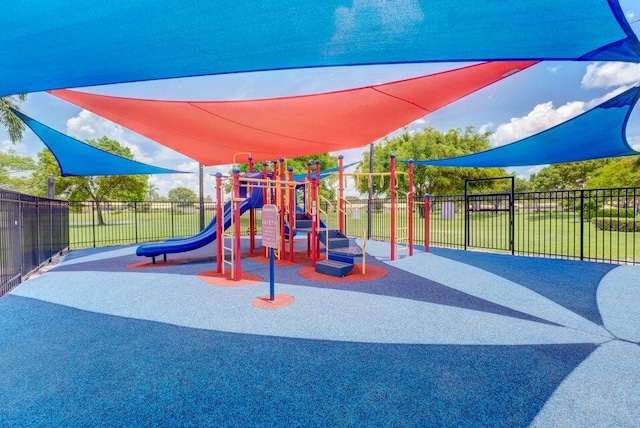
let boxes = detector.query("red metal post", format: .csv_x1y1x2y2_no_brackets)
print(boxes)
310,177,317,267
288,166,295,262
338,154,344,234
306,161,312,258
215,173,223,273
248,156,255,254
408,160,414,257
232,168,242,280
262,162,269,258
390,154,396,261
424,194,430,253
315,160,321,256
279,158,286,260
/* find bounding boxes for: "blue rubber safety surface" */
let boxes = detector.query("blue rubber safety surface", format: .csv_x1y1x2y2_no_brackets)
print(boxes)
2,240,639,427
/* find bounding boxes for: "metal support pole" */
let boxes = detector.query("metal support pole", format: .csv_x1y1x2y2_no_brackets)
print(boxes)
288,166,295,262
248,156,255,254
233,169,242,280
390,154,396,261
311,177,317,267
510,176,515,255
367,143,373,239
279,158,286,260
338,154,344,234
315,160,321,256
215,173,223,273
580,189,584,261
199,163,205,231
408,160,414,257
424,194,430,253
263,162,269,258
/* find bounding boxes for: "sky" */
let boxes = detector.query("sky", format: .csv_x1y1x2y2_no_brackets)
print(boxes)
2,1,640,199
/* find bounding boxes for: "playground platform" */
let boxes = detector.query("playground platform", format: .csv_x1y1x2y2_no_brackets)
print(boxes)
1,238,639,427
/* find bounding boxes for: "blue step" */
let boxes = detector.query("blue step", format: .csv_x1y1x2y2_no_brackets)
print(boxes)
295,219,312,229
315,260,353,277
318,229,349,249
328,253,355,265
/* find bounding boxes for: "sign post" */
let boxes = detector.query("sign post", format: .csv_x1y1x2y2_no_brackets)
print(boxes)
261,204,279,301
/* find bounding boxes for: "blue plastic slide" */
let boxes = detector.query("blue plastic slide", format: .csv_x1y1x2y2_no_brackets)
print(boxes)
136,187,263,259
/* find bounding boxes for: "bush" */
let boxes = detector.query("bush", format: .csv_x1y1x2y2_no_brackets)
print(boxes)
597,208,636,218
592,217,640,232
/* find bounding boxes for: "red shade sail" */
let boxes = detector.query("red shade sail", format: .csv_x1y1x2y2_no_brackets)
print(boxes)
51,61,537,166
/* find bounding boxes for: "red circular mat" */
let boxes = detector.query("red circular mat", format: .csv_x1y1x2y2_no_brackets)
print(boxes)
297,263,387,283
252,294,295,309
197,270,263,287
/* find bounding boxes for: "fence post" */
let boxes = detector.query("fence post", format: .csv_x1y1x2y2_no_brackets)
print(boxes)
580,189,584,260
91,201,96,248
424,194,430,253
134,201,138,243
171,202,175,238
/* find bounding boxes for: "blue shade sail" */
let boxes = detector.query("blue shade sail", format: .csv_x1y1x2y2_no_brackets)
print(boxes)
405,86,640,168
12,110,186,177
0,0,638,96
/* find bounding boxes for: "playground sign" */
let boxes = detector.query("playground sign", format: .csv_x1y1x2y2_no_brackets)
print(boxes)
262,205,279,248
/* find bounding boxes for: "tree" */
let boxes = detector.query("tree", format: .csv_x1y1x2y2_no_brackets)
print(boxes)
0,149,36,192
32,137,149,225
0,95,27,142
147,184,160,200
529,159,610,190
586,157,640,189
168,187,198,208
357,126,508,198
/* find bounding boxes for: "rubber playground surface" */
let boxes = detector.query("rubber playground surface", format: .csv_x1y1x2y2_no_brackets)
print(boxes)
1,238,639,427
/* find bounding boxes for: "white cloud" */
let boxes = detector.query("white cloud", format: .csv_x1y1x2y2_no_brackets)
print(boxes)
490,101,586,146
66,110,154,164
581,62,640,89
490,86,632,147
547,66,561,74
628,136,640,151
626,11,635,20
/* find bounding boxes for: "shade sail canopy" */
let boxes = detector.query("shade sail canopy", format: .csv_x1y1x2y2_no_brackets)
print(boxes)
405,86,640,168
1,0,638,97
12,110,185,177
50,61,537,166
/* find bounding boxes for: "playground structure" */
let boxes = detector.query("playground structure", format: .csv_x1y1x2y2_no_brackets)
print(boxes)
137,154,428,280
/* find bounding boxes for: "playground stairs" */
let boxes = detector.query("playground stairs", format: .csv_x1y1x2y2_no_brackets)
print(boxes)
315,231,363,277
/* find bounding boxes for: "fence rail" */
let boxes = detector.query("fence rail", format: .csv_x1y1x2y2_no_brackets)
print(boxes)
0,189,69,295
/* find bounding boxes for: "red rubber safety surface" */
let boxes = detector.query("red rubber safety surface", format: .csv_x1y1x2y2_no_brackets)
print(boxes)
197,270,263,287
252,294,295,309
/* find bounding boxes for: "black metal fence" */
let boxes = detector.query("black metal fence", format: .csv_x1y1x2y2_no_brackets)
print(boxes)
429,187,640,264
68,200,217,248
0,189,69,295
61,186,640,266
